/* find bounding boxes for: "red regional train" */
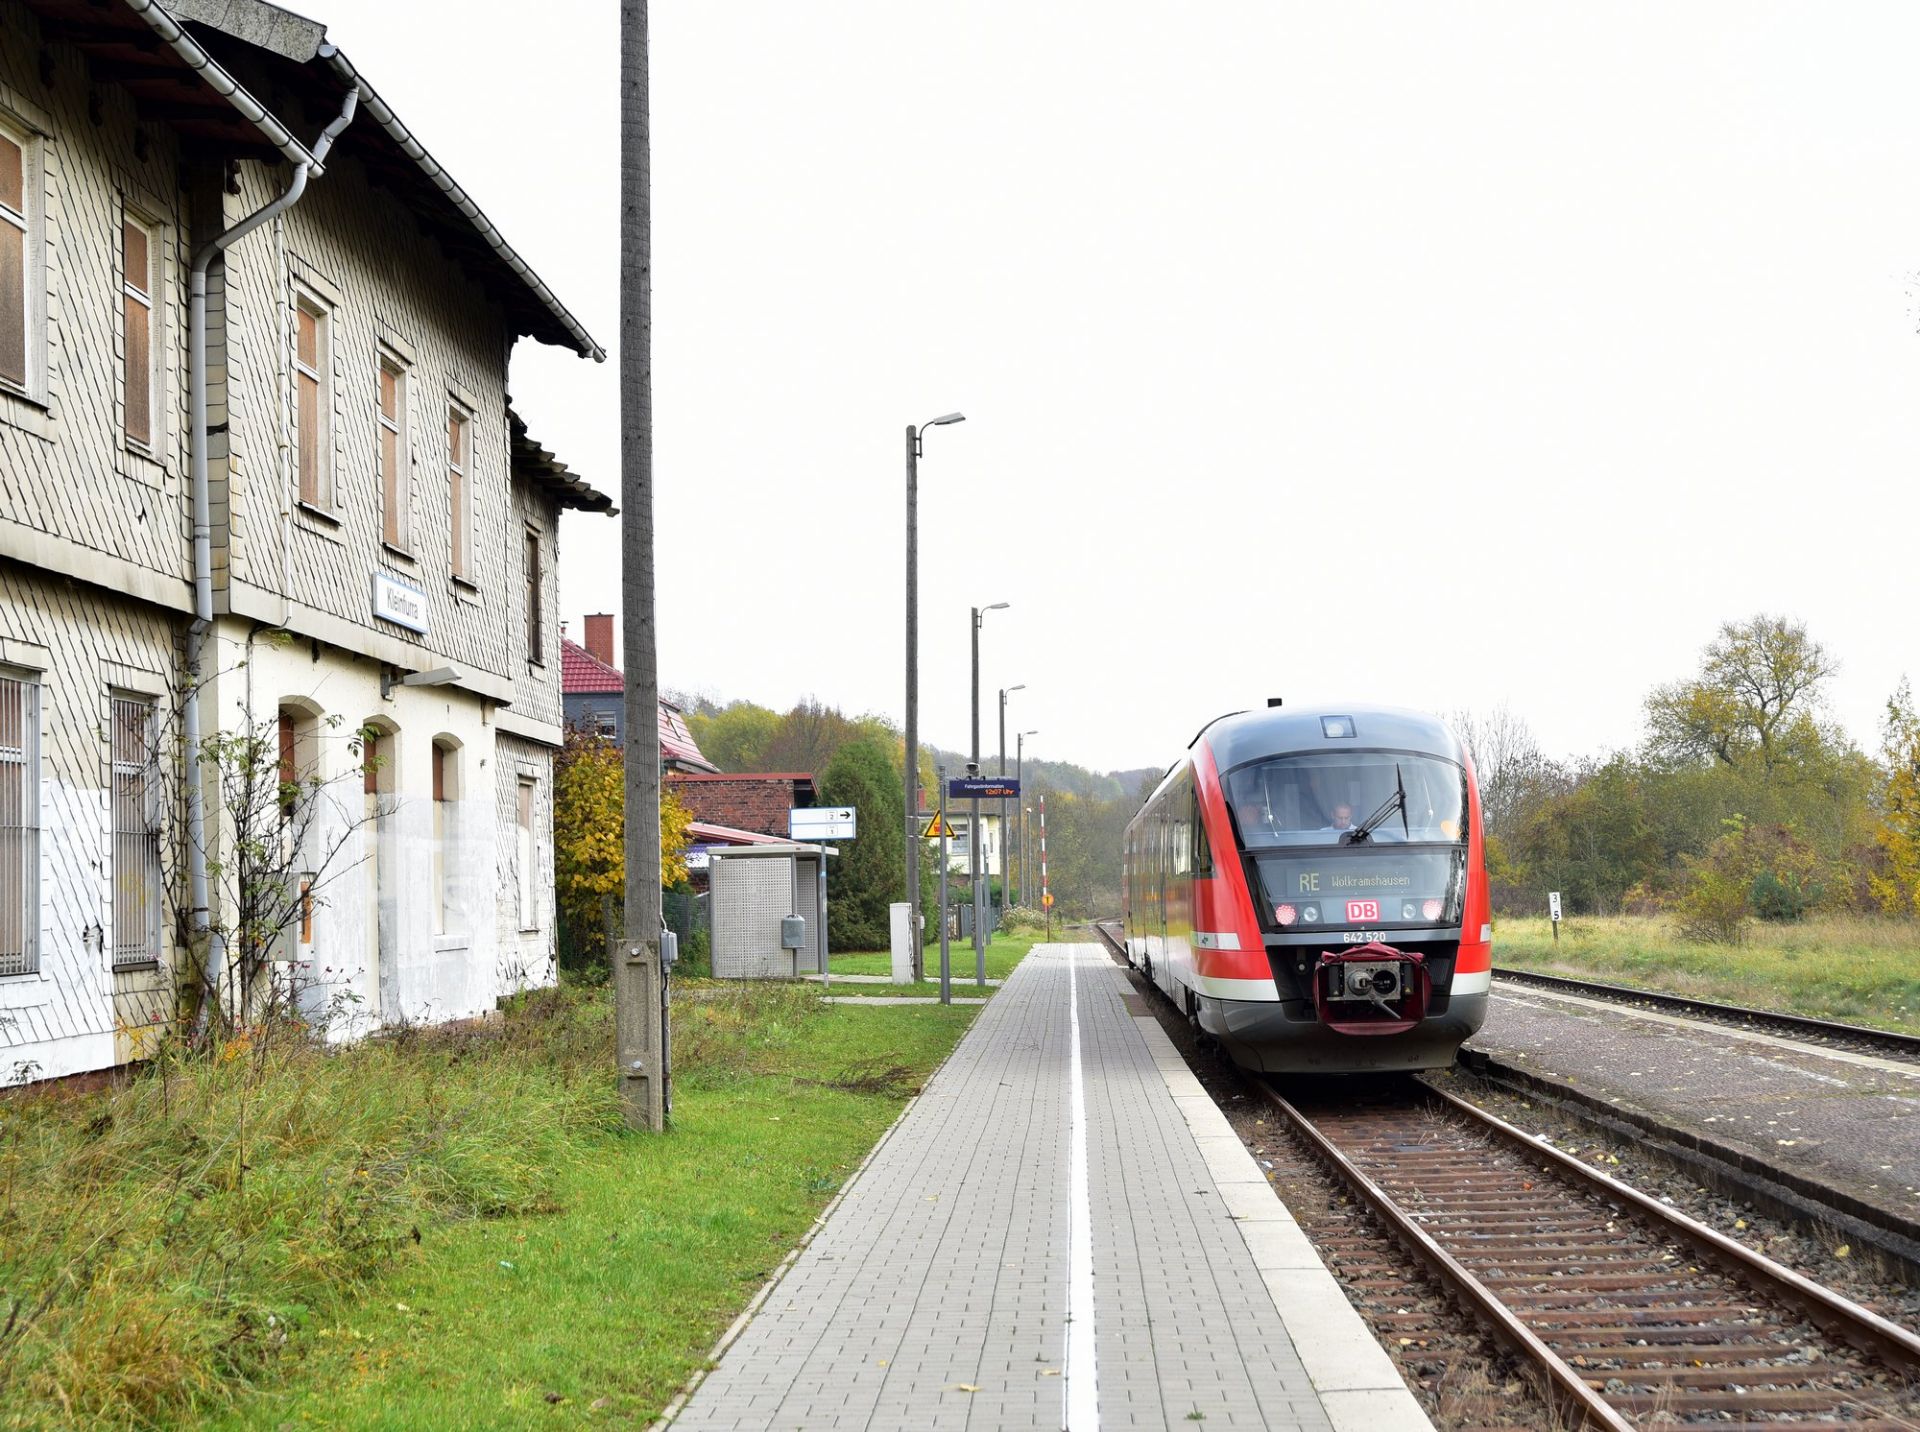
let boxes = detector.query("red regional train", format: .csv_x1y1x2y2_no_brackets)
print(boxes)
1121,704,1490,1073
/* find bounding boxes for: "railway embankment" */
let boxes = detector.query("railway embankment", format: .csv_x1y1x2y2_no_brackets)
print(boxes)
1471,978,1920,1273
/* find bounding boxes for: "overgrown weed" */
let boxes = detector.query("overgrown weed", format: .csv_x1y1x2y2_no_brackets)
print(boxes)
0,979,835,1430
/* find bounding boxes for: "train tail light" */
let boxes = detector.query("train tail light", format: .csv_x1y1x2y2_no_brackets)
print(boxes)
1274,903,1298,927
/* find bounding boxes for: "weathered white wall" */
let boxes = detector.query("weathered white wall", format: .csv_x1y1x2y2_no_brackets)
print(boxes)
0,570,176,1083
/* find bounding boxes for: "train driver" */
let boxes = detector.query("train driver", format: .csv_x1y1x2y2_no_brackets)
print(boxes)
1320,802,1355,834
1235,798,1272,841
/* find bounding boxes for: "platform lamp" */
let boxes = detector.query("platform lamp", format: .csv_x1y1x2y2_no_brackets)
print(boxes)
1016,729,1038,907
998,684,1025,917
971,601,1009,982
905,411,965,979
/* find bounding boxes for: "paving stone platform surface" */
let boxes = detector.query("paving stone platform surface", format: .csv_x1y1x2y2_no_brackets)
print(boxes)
669,944,1409,1432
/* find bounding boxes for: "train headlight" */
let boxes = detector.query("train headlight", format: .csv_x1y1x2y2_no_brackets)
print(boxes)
1302,905,1320,923
1274,903,1298,927
1422,898,1444,921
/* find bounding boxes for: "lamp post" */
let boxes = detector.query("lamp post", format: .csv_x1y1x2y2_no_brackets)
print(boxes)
998,683,1024,917
971,601,1008,984
905,412,963,980
1016,729,1037,907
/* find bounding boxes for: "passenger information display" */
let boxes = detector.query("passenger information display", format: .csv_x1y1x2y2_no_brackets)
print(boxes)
1253,850,1464,929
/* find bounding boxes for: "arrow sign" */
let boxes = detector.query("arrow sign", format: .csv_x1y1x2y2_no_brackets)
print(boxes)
790,807,857,841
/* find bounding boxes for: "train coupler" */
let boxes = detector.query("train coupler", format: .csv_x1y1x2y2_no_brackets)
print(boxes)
1313,942,1430,1035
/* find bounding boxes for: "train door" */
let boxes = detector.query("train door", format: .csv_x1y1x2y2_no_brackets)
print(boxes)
1154,804,1171,998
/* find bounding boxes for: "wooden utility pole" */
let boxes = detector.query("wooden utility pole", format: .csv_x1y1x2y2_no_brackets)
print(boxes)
618,0,665,1132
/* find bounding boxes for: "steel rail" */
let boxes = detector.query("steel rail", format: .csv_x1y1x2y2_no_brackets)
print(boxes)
1493,966,1920,1060
1424,1083,1920,1372
1256,1081,1634,1431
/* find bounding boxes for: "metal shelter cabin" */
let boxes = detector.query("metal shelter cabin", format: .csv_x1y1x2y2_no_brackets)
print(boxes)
708,843,836,980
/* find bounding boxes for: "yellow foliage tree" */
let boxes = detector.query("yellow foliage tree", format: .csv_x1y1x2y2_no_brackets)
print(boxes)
554,730,693,956
1872,681,1920,917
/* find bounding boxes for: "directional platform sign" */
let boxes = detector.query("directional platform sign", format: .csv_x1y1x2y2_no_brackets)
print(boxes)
920,815,950,839
947,778,1020,800
790,806,857,841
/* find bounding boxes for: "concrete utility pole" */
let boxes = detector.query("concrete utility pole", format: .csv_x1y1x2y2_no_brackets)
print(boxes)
998,683,1022,909
618,0,666,1133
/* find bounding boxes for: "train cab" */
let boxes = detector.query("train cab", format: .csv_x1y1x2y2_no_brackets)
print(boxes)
1122,705,1490,1074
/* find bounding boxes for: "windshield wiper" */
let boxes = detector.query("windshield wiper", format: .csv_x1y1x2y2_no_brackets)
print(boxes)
1343,764,1409,845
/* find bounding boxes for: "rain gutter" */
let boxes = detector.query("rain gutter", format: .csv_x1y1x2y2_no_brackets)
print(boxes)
119,0,321,173
183,83,359,1035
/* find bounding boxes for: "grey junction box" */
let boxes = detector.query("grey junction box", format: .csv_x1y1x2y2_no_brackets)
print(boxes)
708,843,834,979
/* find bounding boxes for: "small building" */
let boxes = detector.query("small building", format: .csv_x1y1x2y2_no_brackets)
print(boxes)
560,615,715,773
667,773,818,840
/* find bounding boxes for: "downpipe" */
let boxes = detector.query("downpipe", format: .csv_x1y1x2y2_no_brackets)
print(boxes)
185,87,359,1039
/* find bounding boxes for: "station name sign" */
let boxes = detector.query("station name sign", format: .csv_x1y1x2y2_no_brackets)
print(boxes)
947,778,1020,799
371,571,429,635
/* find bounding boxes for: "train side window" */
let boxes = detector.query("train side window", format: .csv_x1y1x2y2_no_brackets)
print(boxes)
1191,783,1213,877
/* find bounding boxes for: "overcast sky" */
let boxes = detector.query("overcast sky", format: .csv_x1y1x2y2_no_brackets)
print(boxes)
318,1,1917,774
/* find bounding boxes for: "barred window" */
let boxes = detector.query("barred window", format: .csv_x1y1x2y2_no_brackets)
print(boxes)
111,697,161,969
0,675,41,977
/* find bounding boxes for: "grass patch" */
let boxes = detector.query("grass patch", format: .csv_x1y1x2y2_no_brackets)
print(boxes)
1,982,978,1430
1495,914,1920,1035
830,931,1038,982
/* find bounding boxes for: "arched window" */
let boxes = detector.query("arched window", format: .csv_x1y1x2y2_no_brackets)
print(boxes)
432,738,460,936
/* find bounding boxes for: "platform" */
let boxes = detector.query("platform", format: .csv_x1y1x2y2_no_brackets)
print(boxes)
1477,977,1920,1229
665,944,1428,1432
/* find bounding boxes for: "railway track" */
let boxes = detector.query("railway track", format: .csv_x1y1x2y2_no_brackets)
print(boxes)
1492,966,1920,1064
1261,1079,1920,1429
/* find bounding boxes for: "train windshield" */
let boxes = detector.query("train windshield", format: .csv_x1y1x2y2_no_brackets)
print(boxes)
1224,752,1466,850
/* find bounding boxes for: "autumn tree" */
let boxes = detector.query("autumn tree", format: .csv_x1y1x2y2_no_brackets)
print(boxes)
1645,615,1838,779
553,729,691,970
1872,680,1920,917
818,734,907,950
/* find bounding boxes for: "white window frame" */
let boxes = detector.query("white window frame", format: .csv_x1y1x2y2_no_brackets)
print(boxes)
292,286,334,510
120,205,161,455
377,349,411,552
110,694,162,970
0,671,41,978
0,112,47,406
447,402,474,583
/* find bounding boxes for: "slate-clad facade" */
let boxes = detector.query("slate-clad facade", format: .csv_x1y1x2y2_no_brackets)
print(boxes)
0,0,609,1080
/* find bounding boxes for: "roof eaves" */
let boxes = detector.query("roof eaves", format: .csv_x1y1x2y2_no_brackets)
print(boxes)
119,0,320,171
314,42,605,363
509,408,616,514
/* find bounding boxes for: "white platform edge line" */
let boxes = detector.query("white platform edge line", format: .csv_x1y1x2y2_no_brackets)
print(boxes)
1492,979,1920,1078
1123,995,1434,1430
1065,944,1100,1429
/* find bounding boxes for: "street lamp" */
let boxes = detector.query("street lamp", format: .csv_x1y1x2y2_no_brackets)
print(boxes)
1016,729,1038,907
971,601,1009,985
998,683,1025,919
905,411,964,980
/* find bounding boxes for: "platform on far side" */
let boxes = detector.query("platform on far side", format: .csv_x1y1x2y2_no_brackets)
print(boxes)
666,943,1427,1432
